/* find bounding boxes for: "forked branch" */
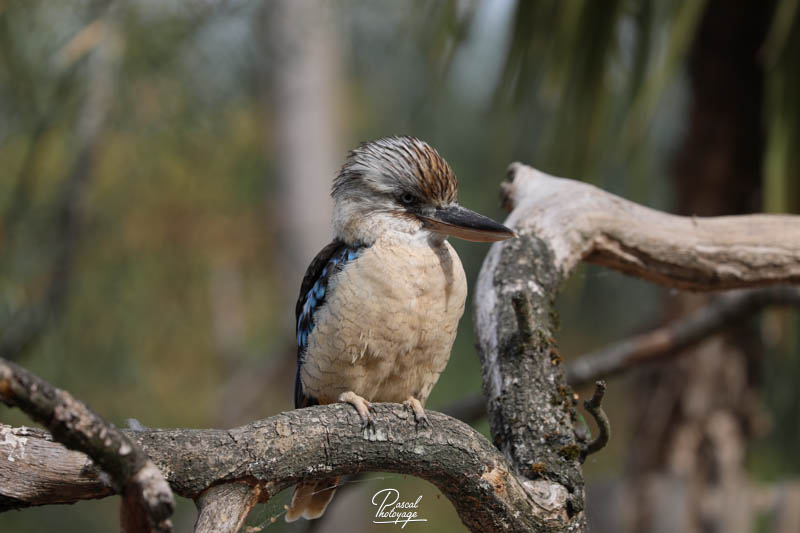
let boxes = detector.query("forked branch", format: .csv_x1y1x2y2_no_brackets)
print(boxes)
0,358,174,532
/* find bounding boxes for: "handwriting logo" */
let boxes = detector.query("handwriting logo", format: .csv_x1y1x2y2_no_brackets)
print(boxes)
371,488,428,528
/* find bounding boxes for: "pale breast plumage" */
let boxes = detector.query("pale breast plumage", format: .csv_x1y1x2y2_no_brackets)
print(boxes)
297,233,467,406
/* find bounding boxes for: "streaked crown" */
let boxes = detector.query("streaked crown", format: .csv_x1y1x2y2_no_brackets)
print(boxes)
333,136,457,206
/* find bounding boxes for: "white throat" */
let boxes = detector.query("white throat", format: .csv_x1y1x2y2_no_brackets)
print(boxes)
333,208,444,248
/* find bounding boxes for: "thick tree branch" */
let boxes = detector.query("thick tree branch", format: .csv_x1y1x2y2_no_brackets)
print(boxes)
471,163,799,531
475,209,586,527
1,402,573,533
567,286,800,386
500,163,800,291
0,358,174,532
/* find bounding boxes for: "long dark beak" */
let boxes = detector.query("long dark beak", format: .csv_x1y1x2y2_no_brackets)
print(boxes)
418,204,516,243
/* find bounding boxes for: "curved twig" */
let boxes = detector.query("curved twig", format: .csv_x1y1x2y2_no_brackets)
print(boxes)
580,381,610,460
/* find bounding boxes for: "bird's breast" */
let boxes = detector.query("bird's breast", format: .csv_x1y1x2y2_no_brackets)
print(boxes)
301,235,467,404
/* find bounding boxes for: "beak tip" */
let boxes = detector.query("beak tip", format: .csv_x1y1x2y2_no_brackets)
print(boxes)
420,206,519,243
501,225,518,240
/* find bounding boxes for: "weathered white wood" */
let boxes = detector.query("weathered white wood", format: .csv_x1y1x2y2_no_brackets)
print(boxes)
500,163,800,290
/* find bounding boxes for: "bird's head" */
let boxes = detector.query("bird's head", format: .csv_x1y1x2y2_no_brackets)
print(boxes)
331,136,515,246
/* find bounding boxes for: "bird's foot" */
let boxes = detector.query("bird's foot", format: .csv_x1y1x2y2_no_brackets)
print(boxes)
338,391,375,431
403,397,430,428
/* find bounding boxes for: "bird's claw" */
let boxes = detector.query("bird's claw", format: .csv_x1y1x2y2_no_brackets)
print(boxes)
361,414,376,432
338,391,375,432
404,397,430,429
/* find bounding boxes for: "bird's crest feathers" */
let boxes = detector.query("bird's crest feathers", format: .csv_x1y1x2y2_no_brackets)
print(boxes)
333,136,458,206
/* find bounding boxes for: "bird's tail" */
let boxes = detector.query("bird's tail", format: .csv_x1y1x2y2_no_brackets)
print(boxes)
284,477,340,522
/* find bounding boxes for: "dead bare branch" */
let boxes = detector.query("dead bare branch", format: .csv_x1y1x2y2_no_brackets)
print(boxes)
500,163,800,291
0,358,174,532
566,287,800,387
472,163,800,531
6,162,795,532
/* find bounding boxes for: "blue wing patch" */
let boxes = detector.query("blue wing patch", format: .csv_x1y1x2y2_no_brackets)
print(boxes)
294,240,365,408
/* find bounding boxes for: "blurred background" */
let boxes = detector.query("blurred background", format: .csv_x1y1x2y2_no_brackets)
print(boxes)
1,0,798,532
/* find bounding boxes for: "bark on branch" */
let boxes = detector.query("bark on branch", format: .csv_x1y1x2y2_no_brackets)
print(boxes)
501,163,800,291
1,404,573,533
194,483,262,533
472,163,800,531
0,358,174,532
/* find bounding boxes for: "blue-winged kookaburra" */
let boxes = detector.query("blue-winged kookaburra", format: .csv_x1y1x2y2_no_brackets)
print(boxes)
285,136,515,521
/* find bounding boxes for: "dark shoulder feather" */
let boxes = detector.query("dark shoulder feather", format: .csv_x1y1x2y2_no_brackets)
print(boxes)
294,239,365,408
295,240,347,323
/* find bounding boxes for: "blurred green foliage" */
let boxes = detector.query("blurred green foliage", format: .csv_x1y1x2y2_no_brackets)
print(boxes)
1,1,798,532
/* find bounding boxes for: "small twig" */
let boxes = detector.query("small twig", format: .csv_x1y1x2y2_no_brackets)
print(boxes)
0,357,174,532
581,381,610,460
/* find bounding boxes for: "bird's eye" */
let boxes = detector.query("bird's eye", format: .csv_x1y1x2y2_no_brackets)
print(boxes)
399,193,416,206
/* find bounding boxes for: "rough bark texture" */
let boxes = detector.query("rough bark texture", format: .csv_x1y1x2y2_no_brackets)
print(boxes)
475,231,586,530
0,404,572,533
194,482,261,533
0,358,174,532
437,286,800,426
475,161,799,533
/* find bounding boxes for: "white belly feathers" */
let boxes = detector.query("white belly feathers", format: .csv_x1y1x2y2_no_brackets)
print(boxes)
300,235,467,405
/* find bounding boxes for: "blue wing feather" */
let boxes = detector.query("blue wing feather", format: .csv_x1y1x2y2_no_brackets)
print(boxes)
294,239,366,408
